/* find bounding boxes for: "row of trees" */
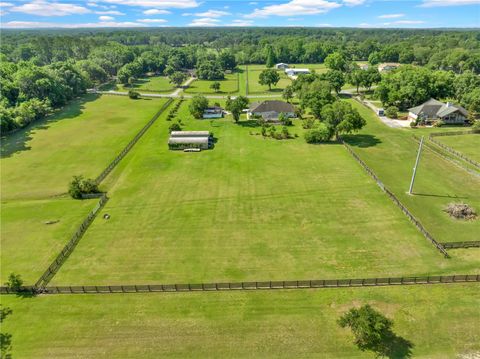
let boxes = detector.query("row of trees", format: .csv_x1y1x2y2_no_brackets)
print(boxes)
1,59,90,132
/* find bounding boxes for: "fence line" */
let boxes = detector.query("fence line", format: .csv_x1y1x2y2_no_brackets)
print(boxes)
3,274,478,295
95,98,173,184
429,130,475,137
442,241,480,249
428,136,480,170
34,194,109,289
342,141,449,257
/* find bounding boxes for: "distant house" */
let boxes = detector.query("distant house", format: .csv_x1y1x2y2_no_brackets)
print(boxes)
285,68,310,77
203,106,224,119
378,63,400,72
248,100,296,122
275,63,289,70
168,131,212,150
408,98,469,124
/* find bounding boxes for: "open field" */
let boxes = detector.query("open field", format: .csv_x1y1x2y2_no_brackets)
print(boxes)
2,284,479,358
246,65,292,95
1,95,169,200
115,76,175,93
185,73,239,94
344,100,480,246
0,198,95,283
435,134,480,163
51,99,479,285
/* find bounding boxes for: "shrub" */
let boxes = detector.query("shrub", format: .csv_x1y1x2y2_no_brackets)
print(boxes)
128,90,140,99
433,120,445,127
169,122,182,133
302,118,316,129
472,120,480,133
279,112,293,126
444,203,477,220
281,126,290,139
410,120,417,128
68,175,99,199
4,273,23,291
385,106,398,119
304,124,332,143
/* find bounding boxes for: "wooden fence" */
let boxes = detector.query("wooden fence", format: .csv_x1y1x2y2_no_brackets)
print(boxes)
342,141,449,257
442,241,480,249
34,194,109,289
95,98,173,184
428,136,480,170
3,275,478,295
429,130,475,137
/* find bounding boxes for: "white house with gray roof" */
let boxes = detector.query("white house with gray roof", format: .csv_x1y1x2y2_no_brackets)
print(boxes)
248,100,296,122
408,99,469,124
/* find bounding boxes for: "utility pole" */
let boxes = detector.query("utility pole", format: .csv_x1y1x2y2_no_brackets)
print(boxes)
409,136,424,195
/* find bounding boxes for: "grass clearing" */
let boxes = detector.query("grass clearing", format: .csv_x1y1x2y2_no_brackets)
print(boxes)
2,284,479,358
247,66,292,95
115,76,174,93
1,95,169,200
51,99,479,286
185,73,239,94
435,134,480,163
344,100,480,247
0,197,95,283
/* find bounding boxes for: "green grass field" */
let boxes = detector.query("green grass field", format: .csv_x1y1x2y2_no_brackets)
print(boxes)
344,100,480,247
1,95,169,200
185,73,239,94
435,134,480,163
2,285,479,358
246,65,292,95
116,76,175,93
0,198,95,283
51,99,479,285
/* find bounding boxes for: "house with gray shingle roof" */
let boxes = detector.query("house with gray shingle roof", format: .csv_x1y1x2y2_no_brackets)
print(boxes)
248,100,296,122
408,98,469,124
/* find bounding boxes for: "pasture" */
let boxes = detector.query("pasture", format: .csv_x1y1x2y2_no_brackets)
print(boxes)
344,100,480,247
246,65,292,94
2,284,479,358
185,73,239,94
52,99,478,286
115,76,175,93
435,133,480,162
1,95,169,200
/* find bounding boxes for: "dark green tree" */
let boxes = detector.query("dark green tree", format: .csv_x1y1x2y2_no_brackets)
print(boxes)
188,95,209,119
321,101,366,139
259,69,280,90
230,96,249,123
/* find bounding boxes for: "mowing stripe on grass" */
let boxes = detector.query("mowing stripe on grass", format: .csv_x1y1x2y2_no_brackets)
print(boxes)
429,136,480,170
342,141,450,257
95,98,173,185
3,274,479,295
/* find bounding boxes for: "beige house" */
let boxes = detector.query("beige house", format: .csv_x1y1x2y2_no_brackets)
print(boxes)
408,99,469,124
248,101,296,122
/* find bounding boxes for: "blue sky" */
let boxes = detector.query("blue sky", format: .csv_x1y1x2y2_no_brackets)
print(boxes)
1,0,479,28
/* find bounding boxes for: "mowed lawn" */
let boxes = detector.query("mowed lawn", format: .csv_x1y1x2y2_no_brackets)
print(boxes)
0,198,95,284
52,100,478,285
435,134,480,163
247,66,292,94
185,73,239,94
1,95,169,200
116,76,175,93
2,284,479,358
344,100,480,247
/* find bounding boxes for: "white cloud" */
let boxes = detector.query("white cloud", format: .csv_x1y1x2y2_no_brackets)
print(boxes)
194,10,230,17
228,19,254,26
99,15,114,21
249,0,341,17
0,2,14,6
420,0,480,6
343,0,366,6
137,18,167,23
1,20,146,28
383,20,426,25
100,0,199,8
316,23,332,27
10,0,91,16
378,13,404,19
249,2,258,4
188,17,220,26
95,10,125,15
143,9,170,14
87,2,99,7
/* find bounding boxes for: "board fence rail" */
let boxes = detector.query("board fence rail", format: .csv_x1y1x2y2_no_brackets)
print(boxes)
2,275,479,295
